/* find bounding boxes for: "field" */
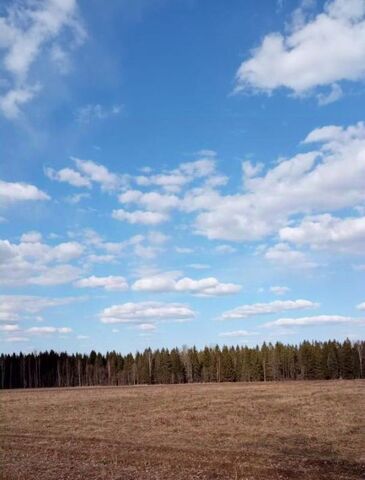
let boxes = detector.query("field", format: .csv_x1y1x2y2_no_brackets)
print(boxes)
0,381,364,480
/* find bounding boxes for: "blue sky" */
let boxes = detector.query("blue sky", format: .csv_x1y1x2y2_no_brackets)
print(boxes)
0,0,364,354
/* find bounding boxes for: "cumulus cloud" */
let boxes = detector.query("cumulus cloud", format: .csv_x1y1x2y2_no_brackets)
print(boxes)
270,286,290,295
235,0,365,102
28,264,82,286
46,158,123,191
75,275,128,291
118,190,180,212
44,167,91,188
0,237,84,286
21,231,42,243
134,154,217,193
0,0,86,118
0,295,82,323
264,315,363,327
99,301,195,324
280,214,365,254
357,302,365,310
112,209,168,225
221,299,318,320
264,243,318,269
0,324,20,332
72,157,121,191
189,123,365,242
0,179,50,201
132,274,241,296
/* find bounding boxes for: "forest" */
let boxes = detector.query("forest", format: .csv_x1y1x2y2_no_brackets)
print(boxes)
1,339,364,389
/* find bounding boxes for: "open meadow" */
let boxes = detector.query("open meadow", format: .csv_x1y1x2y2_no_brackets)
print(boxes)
1,381,364,480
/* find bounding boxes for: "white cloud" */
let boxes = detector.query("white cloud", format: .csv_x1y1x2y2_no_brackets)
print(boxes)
133,156,217,193
5,336,29,342
132,274,241,296
0,0,85,118
357,302,365,310
75,275,128,291
264,243,318,269
0,85,39,118
0,295,82,323
0,324,20,332
45,158,124,191
221,299,318,320
0,237,84,286
20,231,42,243
219,330,257,337
72,157,122,191
147,231,169,245
75,104,122,124
100,301,195,324
118,190,180,211
175,247,194,254
136,323,157,331
235,0,365,102
265,315,363,327
214,244,237,254
28,264,82,285
27,326,72,335
112,209,168,225
270,286,290,295
317,83,343,105
45,167,91,188
0,179,49,201
86,254,116,264
188,263,210,270
188,123,365,242
65,192,91,204
280,214,365,254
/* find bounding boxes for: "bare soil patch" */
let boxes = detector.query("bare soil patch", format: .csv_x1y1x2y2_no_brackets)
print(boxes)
1,381,364,479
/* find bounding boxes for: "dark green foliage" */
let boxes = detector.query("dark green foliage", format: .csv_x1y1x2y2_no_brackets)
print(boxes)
0,339,363,389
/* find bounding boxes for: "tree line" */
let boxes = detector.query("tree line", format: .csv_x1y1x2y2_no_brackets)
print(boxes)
1,339,363,389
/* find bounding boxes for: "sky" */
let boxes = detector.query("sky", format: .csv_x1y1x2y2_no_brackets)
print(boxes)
0,0,364,354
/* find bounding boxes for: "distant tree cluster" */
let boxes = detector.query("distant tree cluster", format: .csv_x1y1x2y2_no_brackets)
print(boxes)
1,339,363,389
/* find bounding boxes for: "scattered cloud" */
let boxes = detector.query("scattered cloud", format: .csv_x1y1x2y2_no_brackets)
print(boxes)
235,0,365,102
132,273,242,296
264,243,318,269
0,295,83,323
357,302,365,310
75,275,128,291
27,326,72,335
112,209,168,225
280,214,365,254
214,244,237,254
119,190,180,212
0,237,84,286
221,299,319,320
219,330,257,337
265,315,363,327
100,301,195,324
0,0,86,118
270,286,290,295
0,179,50,202
45,167,91,188
75,104,122,124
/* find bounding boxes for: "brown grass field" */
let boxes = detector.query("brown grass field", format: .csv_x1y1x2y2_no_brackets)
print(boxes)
0,381,364,480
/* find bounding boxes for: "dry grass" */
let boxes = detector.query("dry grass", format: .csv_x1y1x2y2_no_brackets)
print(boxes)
0,381,364,479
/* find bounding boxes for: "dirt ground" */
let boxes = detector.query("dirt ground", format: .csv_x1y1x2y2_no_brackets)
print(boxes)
0,381,364,479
